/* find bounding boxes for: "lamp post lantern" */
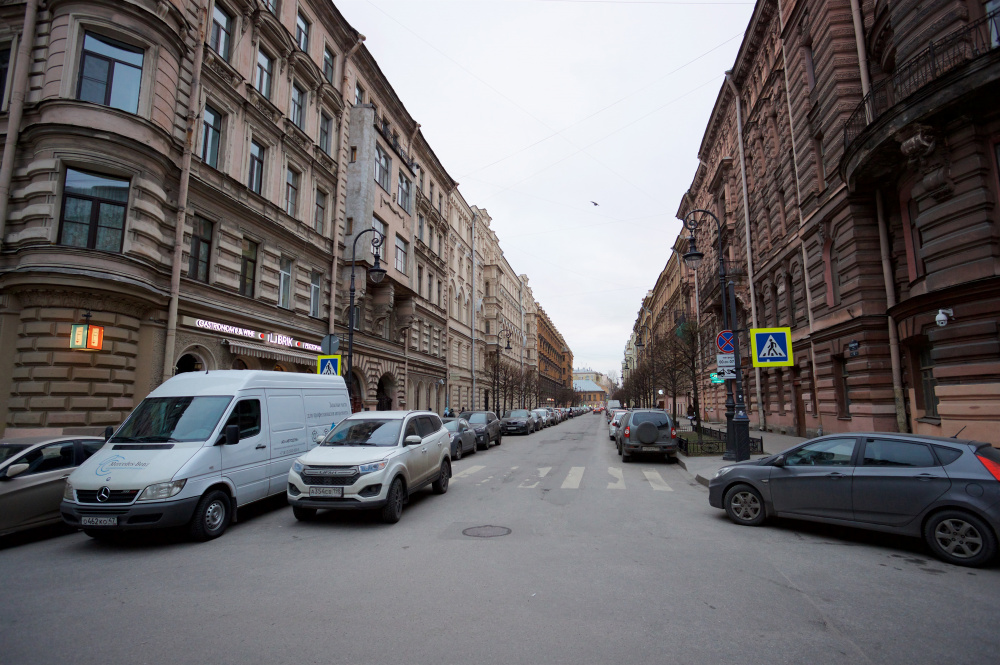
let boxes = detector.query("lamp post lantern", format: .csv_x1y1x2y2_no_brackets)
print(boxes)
346,228,386,411
682,208,751,461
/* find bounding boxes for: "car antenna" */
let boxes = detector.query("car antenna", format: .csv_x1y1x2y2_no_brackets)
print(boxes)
951,425,966,439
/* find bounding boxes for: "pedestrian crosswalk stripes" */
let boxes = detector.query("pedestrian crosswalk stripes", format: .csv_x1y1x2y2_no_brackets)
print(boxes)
452,464,674,492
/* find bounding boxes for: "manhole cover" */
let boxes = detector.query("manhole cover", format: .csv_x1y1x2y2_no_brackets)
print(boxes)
463,525,511,538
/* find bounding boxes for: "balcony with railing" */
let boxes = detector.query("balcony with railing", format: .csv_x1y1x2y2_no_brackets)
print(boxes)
843,9,1000,156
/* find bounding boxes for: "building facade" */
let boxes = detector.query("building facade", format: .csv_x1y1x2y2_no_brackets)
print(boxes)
0,0,572,435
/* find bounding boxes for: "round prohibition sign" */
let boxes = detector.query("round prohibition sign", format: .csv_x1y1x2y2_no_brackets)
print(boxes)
716,330,736,354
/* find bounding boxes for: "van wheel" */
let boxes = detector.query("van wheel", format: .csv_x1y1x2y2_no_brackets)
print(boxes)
381,478,405,524
293,506,317,521
433,460,451,494
189,490,231,541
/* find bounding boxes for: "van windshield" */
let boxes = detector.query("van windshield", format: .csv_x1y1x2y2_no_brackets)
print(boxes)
111,396,233,443
322,419,402,447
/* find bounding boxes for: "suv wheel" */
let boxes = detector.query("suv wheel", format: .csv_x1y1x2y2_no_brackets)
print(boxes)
924,510,997,567
381,478,405,524
724,484,766,526
432,460,451,494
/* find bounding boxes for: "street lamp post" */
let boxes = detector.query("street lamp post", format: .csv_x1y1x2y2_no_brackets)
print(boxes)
681,208,751,462
494,326,513,413
346,228,387,411
622,356,634,408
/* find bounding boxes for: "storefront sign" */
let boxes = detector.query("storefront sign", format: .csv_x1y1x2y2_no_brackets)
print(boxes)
191,317,321,353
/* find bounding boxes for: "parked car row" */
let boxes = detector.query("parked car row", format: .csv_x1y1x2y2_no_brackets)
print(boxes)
500,405,584,435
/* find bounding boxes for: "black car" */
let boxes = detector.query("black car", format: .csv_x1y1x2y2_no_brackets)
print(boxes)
501,410,534,435
615,409,677,462
458,411,502,450
708,433,1000,567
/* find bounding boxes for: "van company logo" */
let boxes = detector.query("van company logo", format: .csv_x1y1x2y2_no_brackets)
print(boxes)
95,455,150,476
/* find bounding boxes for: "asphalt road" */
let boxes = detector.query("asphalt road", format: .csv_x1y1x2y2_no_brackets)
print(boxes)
2,414,998,665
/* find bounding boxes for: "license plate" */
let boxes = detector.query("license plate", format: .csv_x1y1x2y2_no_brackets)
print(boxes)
642,446,660,452
81,516,117,526
309,487,343,497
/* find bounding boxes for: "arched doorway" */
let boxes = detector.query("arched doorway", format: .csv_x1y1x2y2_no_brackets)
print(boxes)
175,353,203,374
232,358,249,370
376,374,395,411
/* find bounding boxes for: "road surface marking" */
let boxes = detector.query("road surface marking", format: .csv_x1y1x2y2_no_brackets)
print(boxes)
452,465,485,480
642,469,673,491
519,467,551,489
607,467,626,489
561,466,585,489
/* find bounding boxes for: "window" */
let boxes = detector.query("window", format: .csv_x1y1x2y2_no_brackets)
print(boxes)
256,50,272,99
862,439,936,467
438,193,443,213
351,304,360,329
290,84,304,128
314,189,327,233
395,236,408,273
417,266,423,296
803,44,816,90
263,0,277,13
248,140,264,194
285,167,299,217
374,144,391,191
372,218,386,259
225,399,262,439
319,112,332,154
239,238,257,297
437,281,442,306
77,32,144,114
323,47,335,83
785,437,856,466
354,82,365,105
210,4,233,61
310,271,322,317
201,104,222,168
437,233,442,256
397,171,412,212
295,13,310,51
188,216,212,282
813,134,826,188
919,346,939,419
418,215,424,241
345,217,353,235
350,146,357,162
58,168,129,252
485,321,491,335
0,47,10,108
834,354,851,418
278,257,292,309
15,441,76,476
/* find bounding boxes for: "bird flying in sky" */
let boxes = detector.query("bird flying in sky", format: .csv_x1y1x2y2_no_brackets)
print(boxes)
590,201,599,206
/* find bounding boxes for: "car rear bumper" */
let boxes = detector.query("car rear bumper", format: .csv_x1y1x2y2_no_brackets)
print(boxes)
622,441,679,455
60,496,200,530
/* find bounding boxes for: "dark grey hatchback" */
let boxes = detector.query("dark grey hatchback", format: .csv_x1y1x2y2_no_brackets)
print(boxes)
708,433,1000,567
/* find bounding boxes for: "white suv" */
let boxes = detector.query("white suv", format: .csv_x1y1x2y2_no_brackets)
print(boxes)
287,411,451,524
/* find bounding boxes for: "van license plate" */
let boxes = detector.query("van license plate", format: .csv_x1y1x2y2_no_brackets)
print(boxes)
642,446,659,452
81,516,117,526
309,487,343,497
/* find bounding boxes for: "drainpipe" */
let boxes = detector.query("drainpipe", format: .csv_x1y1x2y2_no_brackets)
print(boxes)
849,0,873,121
470,211,478,409
801,241,824,436
162,5,208,382
724,71,765,432
329,34,365,335
0,0,40,250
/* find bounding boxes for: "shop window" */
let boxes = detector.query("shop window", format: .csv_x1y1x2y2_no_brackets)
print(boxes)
176,353,203,374
188,216,212,282
58,168,129,252
232,358,249,370
77,32,144,114
239,238,257,297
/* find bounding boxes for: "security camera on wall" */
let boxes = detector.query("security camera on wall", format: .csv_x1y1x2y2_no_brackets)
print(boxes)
936,309,953,327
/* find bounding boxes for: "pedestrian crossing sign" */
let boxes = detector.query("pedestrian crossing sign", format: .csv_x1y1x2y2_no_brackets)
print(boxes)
317,355,342,376
750,327,794,367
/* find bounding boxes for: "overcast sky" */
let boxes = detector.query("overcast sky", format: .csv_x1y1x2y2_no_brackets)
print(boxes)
337,0,756,378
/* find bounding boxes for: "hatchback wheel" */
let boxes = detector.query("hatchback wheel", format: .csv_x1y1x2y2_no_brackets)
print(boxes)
454,443,462,461
724,484,765,526
924,510,997,567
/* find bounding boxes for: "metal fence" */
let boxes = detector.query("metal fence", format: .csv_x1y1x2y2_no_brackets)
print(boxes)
677,424,764,457
844,9,1000,151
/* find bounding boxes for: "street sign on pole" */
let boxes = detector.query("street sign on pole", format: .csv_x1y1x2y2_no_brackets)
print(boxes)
716,330,736,354
317,354,342,375
321,334,340,355
749,327,794,367
716,354,735,368
710,372,725,385
717,367,737,380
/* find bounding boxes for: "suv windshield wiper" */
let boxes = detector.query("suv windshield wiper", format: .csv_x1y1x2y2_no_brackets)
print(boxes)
135,436,180,443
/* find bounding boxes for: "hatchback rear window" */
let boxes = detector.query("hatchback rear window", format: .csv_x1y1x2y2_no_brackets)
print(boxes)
932,445,963,466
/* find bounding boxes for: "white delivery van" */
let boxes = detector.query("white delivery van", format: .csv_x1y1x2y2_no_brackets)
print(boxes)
61,370,350,541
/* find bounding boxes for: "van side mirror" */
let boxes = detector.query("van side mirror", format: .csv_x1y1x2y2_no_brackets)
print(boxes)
104,426,115,441
225,424,240,446
4,463,29,479
404,435,422,446
772,455,785,468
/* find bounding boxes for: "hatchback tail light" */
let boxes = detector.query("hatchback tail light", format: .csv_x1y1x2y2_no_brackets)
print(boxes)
976,453,1000,481
623,426,630,438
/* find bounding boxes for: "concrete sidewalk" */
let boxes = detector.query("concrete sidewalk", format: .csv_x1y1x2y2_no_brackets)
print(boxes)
675,421,808,487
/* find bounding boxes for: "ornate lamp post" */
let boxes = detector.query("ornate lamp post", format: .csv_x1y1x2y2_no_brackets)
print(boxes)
346,229,387,410
681,208,751,461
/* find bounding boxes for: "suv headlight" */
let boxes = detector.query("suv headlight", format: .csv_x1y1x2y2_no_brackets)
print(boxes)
292,460,304,475
714,466,734,479
358,461,388,475
137,480,186,501
63,481,75,501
